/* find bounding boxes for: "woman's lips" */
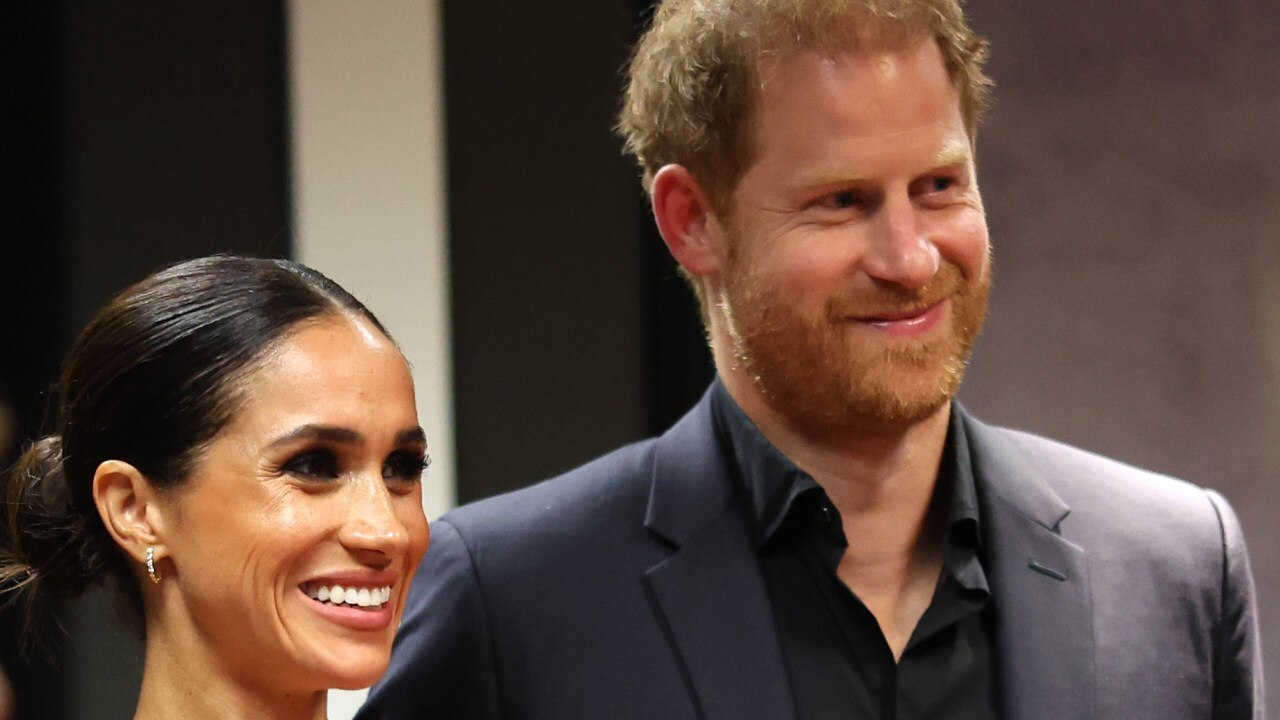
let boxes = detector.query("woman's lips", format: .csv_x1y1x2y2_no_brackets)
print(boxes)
302,581,393,607
298,584,395,631
297,571,400,632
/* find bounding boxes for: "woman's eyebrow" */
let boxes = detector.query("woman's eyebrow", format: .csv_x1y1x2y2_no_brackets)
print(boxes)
396,427,427,446
266,424,363,450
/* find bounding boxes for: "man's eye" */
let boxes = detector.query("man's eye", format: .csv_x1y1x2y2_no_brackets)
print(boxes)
928,176,956,193
821,190,863,210
383,451,429,485
283,449,341,480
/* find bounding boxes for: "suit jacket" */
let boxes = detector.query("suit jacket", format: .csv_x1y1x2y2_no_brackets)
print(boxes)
360,390,1263,719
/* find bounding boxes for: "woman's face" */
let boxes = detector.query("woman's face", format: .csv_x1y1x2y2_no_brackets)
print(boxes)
159,315,430,692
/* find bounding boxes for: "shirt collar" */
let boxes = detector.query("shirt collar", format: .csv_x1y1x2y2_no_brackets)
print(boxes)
942,408,982,543
939,409,987,593
710,380,819,548
709,379,985,576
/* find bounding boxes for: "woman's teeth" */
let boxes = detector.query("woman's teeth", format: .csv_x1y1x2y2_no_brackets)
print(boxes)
302,582,392,609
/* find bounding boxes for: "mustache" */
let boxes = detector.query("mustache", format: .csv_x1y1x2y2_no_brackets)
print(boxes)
825,262,966,320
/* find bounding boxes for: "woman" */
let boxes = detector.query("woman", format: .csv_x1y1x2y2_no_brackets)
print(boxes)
0,256,430,719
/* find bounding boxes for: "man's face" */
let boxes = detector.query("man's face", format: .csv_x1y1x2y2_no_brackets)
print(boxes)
713,39,991,438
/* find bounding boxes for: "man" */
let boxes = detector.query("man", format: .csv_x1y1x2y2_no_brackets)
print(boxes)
360,1,1262,718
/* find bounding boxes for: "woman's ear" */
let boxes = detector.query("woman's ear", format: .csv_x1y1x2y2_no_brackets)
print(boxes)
93,460,167,567
650,164,727,278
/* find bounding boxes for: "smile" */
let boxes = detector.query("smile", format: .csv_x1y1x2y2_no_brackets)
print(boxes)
300,581,392,610
851,300,948,337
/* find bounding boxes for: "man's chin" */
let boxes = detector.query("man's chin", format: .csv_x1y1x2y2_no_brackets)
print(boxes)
756,359,964,438
850,389,954,429
794,391,952,438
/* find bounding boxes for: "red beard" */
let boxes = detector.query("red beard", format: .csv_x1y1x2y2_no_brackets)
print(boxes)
721,252,991,439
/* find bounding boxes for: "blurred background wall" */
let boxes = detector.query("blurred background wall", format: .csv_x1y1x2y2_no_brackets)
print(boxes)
1,1,1276,718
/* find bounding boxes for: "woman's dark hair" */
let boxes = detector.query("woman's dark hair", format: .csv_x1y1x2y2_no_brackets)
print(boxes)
0,255,390,639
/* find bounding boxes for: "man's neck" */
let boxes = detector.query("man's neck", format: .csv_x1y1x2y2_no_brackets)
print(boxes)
720,373,953,658
720,372,951,505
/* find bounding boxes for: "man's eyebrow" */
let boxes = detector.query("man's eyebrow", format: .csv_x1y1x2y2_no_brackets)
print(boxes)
932,140,972,168
266,425,362,450
792,169,872,189
788,143,971,191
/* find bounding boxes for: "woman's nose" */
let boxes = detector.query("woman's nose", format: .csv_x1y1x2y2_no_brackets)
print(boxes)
338,479,411,561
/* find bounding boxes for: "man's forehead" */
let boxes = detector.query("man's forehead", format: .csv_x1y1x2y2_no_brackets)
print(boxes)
751,39,957,121
753,29,939,79
749,44,969,145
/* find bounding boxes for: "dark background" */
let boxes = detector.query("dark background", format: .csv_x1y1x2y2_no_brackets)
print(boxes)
2,2,1277,718
1,4,292,718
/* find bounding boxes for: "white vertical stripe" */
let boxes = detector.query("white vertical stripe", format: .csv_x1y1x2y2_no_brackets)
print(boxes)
286,2,452,716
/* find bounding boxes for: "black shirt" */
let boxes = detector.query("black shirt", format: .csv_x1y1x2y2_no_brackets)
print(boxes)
710,382,998,720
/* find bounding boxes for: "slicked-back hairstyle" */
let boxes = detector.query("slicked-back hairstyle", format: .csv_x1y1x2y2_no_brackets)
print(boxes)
1,255,390,642
618,0,992,209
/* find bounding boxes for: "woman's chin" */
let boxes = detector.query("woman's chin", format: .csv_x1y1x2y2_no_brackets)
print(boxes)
285,601,397,690
329,673,384,692
317,647,393,691
281,637,393,693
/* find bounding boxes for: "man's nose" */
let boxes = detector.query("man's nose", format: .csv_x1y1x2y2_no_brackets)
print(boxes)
339,478,411,561
862,196,940,290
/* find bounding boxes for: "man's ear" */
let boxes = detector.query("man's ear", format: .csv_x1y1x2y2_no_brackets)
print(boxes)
651,164,725,277
93,460,167,567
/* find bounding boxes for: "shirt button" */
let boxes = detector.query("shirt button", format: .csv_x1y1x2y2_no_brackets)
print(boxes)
816,505,835,526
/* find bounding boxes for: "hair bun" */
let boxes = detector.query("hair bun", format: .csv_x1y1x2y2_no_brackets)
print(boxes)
2,435,106,600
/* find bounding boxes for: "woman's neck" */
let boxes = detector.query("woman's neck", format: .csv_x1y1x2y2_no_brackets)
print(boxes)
134,629,326,720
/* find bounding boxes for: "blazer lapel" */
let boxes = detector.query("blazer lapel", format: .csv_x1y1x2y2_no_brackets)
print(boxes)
962,410,1097,720
642,391,796,720
641,394,1098,719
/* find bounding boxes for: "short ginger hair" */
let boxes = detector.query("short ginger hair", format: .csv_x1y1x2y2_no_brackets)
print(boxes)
618,0,993,210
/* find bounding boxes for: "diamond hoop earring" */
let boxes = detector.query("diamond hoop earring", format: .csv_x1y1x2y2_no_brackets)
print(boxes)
146,546,162,584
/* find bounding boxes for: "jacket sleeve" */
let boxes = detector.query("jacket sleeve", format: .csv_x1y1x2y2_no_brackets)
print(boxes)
1204,490,1264,720
356,518,503,720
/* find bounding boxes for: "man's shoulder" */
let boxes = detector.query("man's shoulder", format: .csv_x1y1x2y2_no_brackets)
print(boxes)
979,420,1206,495
970,417,1228,546
422,436,685,615
436,437,661,545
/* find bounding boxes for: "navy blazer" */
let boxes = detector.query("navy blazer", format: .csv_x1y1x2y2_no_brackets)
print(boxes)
360,391,1262,719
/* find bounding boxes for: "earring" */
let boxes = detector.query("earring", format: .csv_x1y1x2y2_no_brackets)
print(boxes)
146,546,162,584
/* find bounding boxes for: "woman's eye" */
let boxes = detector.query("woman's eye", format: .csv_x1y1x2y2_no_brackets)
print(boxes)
383,451,429,485
282,449,341,480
